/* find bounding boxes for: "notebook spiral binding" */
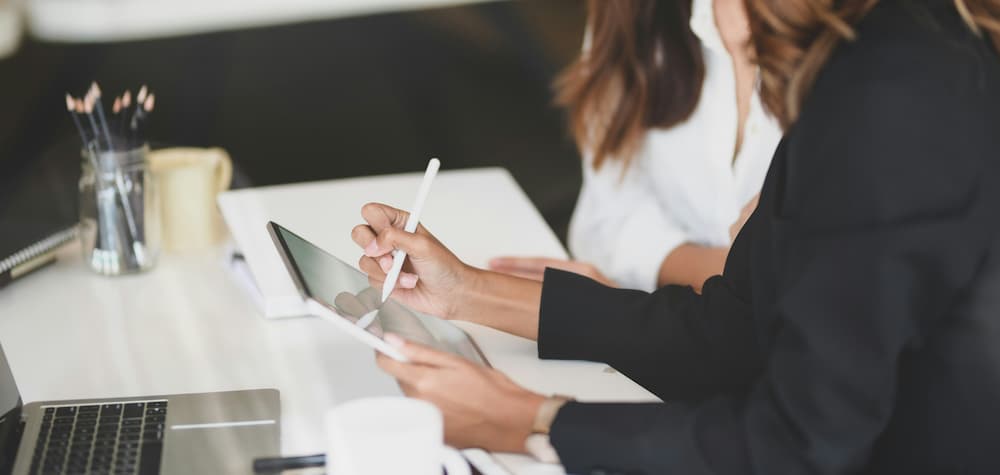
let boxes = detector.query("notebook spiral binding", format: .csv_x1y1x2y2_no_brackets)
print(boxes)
0,226,78,274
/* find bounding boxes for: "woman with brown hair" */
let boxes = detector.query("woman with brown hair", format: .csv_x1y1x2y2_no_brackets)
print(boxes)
353,0,1000,472
490,0,782,292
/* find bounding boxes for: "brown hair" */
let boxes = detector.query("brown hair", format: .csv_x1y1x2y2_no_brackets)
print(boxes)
555,0,705,170
746,0,1000,130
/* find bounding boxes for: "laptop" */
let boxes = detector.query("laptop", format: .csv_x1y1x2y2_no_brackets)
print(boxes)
267,221,490,366
0,341,280,474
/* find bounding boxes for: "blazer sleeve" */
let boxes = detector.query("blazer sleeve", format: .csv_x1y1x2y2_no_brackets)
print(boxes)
549,206,985,474
543,24,992,473
538,225,763,401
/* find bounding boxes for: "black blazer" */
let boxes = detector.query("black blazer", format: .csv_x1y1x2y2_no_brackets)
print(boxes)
537,1,1000,474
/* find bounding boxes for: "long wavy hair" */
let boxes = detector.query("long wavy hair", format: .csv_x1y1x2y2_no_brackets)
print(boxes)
747,0,1000,129
555,0,704,171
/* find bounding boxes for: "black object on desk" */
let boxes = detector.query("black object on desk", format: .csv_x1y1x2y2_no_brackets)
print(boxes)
253,453,325,473
0,224,76,289
252,453,488,474
0,133,80,290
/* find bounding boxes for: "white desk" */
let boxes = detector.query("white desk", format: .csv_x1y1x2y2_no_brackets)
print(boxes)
0,168,659,474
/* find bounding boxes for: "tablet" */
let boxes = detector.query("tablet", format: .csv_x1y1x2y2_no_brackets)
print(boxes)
267,221,488,365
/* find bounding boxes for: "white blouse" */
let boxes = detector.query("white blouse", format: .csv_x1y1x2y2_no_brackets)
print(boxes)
567,0,783,292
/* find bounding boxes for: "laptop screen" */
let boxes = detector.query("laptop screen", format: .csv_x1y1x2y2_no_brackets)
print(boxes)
0,342,22,473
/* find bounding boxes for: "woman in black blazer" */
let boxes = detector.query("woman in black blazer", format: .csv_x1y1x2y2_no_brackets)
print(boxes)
352,0,1000,473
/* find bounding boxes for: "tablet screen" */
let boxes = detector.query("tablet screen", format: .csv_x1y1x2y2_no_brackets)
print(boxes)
268,222,441,347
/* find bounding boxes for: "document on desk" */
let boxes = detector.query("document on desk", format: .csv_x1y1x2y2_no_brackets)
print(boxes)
217,168,569,319
219,190,308,318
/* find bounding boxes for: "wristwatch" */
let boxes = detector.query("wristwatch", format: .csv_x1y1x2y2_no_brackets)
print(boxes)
524,394,573,464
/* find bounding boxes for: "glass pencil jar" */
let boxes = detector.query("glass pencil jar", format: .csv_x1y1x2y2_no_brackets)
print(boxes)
79,144,161,275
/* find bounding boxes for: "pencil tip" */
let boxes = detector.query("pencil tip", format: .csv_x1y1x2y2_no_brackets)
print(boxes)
144,94,155,111
65,93,74,111
91,81,101,96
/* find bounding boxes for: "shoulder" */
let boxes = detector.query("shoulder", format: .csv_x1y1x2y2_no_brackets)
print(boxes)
779,0,997,228
804,0,990,112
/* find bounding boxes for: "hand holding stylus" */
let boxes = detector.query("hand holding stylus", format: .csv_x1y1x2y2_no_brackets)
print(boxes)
380,158,440,303
352,199,473,321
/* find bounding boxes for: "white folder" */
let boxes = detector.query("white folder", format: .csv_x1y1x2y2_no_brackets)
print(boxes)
217,167,567,319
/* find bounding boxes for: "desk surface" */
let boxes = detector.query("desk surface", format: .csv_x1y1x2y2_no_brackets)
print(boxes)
0,168,658,474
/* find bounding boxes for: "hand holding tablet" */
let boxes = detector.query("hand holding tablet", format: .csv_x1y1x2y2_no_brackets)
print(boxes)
267,221,488,365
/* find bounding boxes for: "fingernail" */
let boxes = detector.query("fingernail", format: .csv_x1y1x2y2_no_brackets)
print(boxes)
379,255,393,272
400,273,418,288
385,334,405,348
365,239,379,256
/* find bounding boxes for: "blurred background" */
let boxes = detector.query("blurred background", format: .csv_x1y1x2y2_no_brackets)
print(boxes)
0,0,586,242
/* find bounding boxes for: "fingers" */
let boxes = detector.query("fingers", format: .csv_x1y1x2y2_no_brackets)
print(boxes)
356,223,433,261
376,227,434,258
358,256,419,289
386,334,465,369
359,255,386,281
352,203,415,257
361,202,410,234
376,352,430,387
399,273,419,288
351,224,377,251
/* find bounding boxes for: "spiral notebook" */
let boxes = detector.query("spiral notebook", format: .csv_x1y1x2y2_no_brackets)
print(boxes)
0,224,77,289
0,130,82,289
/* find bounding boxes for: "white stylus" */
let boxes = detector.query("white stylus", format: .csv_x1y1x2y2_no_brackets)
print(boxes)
355,309,378,329
381,158,440,303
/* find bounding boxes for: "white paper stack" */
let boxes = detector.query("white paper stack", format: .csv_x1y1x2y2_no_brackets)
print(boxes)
217,167,567,319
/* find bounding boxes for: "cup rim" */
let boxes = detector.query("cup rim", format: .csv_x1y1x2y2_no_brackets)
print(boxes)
147,147,229,172
326,396,441,429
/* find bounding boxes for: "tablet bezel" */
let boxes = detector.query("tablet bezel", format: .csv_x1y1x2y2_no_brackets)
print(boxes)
267,221,409,362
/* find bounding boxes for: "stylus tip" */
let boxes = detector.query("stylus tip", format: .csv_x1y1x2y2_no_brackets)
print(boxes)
380,287,391,303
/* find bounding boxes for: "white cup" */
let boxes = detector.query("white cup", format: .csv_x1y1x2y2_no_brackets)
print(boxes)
326,397,470,475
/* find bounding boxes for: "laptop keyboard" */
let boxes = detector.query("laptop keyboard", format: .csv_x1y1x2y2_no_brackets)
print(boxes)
29,400,167,475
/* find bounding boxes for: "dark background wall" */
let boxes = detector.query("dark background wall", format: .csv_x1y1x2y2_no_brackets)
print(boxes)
0,0,586,242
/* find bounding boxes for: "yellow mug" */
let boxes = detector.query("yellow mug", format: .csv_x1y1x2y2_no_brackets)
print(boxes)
148,147,233,252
